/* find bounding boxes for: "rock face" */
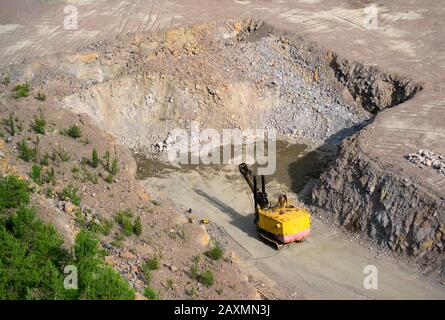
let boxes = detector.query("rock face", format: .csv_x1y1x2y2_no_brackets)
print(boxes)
312,136,445,279
330,55,423,113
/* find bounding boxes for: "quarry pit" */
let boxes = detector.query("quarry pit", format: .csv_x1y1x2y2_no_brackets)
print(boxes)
1,0,444,300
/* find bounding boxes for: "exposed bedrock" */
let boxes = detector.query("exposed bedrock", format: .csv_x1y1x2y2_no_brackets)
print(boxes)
312,135,445,279
330,55,423,113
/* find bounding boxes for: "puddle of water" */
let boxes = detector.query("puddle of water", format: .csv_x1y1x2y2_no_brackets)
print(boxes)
253,142,332,192
135,141,332,193
134,155,175,178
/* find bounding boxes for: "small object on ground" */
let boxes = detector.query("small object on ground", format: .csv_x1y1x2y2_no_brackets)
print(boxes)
200,218,210,224
405,149,445,176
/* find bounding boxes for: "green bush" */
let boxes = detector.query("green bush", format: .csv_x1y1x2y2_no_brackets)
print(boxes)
12,83,31,99
45,187,54,198
110,159,118,176
71,166,80,173
18,139,37,162
60,184,81,206
116,210,133,236
54,145,71,162
6,113,15,136
0,180,68,299
91,148,98,168
105,174,113,184
198,269,214,288
65,125,81,139
145,255,160,271
142,264,152,283
35,92,46,101
0,174,134,300
40,153,50,166
205,240,224,261
0,206,70,300
0,175,30,210
99,218,114,236
141,255,160,285
133,216,142,236
185,286,197,298
32,114,46,134
144,286,159,300
42,167,55,185
80,169,98,185
189,264,200,280
9,207,65,262
188,255,214,288
73,229,99,260
192,254,200,264
81,264,135,300
74,230,134,300
89,218,114,236
104,150,110,170
29,164,42,185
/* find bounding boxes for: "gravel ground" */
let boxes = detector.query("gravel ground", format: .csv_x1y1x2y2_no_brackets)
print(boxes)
406,149,445,176
224,35,372,146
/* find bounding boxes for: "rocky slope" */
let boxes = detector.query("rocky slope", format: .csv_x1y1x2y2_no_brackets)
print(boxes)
330,55,423,114
0,81,257,299
312,130,445,282
56,19,372,152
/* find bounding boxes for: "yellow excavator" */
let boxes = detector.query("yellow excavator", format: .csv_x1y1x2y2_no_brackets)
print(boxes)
239,163,311,249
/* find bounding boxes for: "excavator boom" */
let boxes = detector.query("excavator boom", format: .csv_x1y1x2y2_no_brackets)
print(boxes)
239,163,269,211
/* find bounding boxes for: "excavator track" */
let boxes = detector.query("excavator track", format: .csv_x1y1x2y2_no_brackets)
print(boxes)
258,232,285,250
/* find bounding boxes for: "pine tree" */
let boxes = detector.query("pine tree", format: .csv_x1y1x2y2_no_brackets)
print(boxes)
133,216,142,236
104,150,110,171
111,159,118,176
91,148,98,168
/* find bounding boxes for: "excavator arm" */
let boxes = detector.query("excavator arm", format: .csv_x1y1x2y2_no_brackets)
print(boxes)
239,163,269,211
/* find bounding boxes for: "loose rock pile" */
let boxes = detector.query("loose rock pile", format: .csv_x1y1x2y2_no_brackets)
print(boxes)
100,245,147,292
405,149,445,175
61,20,375,153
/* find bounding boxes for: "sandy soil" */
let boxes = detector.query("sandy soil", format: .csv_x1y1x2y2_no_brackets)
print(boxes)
142,165,445,299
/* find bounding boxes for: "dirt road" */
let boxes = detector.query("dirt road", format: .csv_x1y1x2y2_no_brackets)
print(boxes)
142,165,445,299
